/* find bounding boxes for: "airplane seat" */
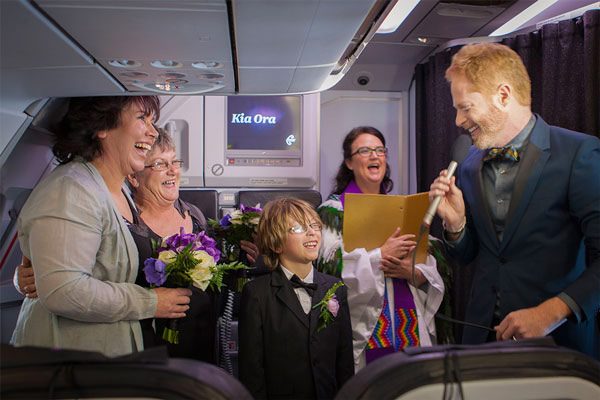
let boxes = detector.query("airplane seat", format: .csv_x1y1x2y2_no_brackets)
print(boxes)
179,189,219,221
335,339,600,400
238,189,322,209
0,344,252,399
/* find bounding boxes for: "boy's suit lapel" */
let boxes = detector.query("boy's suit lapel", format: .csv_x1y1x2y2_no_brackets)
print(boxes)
272,267,309,328
310,270,328,336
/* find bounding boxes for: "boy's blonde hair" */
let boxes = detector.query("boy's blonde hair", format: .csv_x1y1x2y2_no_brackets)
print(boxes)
257,198,321,270
446,42,531,106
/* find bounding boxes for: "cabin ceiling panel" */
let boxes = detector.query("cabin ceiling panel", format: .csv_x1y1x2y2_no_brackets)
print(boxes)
294,0,378,67
37,0,234,95
37,0,231,60
3,66,125,102
234,0,321,68
0,0,92,69
334,43,433,92
0,0,122,118
336,0,534,92
237,68,295,94
411,3,506,39
233,0,384,93
289,66,337,94
234,0,378,68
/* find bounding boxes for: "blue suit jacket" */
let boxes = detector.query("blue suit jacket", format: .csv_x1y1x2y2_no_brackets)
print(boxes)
450,116,600,359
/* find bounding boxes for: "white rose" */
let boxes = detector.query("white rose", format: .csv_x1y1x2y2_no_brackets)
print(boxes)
192,250,215,266
249,217,260,226
158,250,177,264
229,210,243,224
191,263,212,291
190,250,215,291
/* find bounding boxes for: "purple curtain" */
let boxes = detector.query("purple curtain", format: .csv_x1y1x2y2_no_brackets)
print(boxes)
414,10,599,339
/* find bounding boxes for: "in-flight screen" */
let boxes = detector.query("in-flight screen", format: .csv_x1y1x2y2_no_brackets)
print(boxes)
226,95,301,152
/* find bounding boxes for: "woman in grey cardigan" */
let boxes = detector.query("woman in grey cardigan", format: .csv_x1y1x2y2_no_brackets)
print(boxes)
11,96,191,357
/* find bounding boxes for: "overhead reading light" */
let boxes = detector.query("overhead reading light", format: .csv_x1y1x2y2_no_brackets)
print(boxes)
150,60,182,69
197,73,224,80
490,0,559,36
131,80,224,94
192,61,222,69
108,59,141,68
376,0,421,34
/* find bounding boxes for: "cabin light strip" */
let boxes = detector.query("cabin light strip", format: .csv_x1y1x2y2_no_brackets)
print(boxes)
489,0,559,36
376,0,421,34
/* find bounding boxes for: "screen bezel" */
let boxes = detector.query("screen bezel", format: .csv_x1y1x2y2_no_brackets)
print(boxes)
224,95,303,159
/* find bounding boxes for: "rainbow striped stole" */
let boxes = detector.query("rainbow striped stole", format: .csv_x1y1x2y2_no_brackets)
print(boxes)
366,278,419,359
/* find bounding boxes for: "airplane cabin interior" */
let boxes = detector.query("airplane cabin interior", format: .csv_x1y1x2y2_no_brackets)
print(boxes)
1,0,599,398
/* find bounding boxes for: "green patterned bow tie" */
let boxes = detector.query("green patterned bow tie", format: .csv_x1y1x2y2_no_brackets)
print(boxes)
483,146,520,162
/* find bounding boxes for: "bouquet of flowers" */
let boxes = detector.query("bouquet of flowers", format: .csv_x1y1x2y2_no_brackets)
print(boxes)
144,228,247,343
208,203,262,263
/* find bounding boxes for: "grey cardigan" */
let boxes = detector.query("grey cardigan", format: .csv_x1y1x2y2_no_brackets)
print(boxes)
12,161,157,356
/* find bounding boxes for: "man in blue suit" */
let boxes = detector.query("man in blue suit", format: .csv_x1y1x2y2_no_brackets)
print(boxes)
429,43,599,359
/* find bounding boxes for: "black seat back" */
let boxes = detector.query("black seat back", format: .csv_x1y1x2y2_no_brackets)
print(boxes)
1,344,252,400
335,339,600,400
179,189,219,220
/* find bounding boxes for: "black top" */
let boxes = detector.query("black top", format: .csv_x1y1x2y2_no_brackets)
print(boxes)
128,198,217,363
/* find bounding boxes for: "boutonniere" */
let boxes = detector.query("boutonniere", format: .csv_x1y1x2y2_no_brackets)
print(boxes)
313,282,344,332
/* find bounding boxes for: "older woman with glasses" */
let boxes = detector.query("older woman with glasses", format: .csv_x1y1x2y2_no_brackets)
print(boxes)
317,126,444,371
126,129,224,362
11,97,192,357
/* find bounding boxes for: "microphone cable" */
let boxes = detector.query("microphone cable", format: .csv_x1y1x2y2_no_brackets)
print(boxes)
435,312,496,333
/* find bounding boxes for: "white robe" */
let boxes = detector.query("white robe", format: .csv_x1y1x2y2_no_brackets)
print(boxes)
319,198,444,372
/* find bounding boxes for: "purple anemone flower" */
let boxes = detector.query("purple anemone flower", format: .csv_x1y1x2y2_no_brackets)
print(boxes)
193,231,221,263
219,213,232,227
240,203,262,213
143,258,167,287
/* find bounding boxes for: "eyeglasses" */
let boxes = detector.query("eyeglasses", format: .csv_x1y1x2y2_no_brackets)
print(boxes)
350,146,388,157
144,159,184,171
289,223,322,234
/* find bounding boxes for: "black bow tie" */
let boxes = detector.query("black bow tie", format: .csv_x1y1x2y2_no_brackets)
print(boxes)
290,275,317,297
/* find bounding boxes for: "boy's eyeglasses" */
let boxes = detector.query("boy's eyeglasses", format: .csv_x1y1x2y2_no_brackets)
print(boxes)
289,223,322,234
145,159,184,171
350,146,388,157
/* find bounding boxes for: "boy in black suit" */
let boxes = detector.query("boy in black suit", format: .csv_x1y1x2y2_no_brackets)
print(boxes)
239,198,354,400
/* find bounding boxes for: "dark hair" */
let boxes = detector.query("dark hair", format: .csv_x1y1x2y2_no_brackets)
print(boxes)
331,126,393,195
53,96,160,164
152,125,175,154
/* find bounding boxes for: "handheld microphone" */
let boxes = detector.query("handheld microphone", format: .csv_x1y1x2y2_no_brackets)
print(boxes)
422,134,473,227
410,134,472,286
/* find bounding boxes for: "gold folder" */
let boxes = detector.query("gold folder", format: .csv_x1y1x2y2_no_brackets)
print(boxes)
342,192,430,264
